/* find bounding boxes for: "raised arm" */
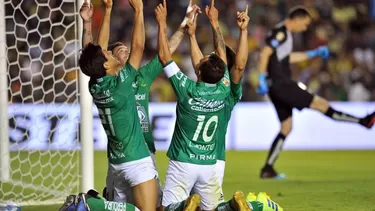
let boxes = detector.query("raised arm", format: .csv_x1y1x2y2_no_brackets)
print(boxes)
186,13,203,70
168,1,201,54
127,0,145,69
290,46,330,64
79,1,94,48
97,0,112,50
156,0,171,66
205,0,227,64
231,5,250,84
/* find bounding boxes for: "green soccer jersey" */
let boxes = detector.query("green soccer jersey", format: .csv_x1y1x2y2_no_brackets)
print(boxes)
90,63,150,164
133,56,163,153
216,79,242,161
164,61,231,165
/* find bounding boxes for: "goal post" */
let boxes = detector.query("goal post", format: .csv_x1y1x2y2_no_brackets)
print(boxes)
0,0,94,205
0,0,10,183
78,0,95,194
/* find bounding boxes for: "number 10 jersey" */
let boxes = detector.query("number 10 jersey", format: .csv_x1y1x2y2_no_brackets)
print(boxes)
164,61,231,165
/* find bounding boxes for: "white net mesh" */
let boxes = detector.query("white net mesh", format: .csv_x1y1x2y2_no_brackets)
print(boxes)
0,0,80,206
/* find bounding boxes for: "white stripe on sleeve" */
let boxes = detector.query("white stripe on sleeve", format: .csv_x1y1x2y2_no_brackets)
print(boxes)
164,61,180,78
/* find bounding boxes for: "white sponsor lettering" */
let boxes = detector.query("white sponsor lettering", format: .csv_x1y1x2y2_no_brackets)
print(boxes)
189,153,216,161
189,141,215,151
135,94,146,101
188,98,225,112
105,201,128,211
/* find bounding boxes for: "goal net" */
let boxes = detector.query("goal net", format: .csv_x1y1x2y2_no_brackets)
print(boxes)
0,0,81,206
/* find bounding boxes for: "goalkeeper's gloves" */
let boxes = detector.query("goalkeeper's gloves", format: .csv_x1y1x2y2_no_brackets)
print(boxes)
306,46,330,59
256,73,269,95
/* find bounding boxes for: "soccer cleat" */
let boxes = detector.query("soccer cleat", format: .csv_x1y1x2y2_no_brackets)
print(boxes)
256,192,283,211
76,193,90,211
260,166,286,180
233,191,251,211
59,195,76,211
183,194,201,211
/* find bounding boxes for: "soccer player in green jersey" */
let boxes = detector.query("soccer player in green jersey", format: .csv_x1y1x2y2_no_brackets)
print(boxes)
78,0,158,210
80,0,201,208
156,1,251,211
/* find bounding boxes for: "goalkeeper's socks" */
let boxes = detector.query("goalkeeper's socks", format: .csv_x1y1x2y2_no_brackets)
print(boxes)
265,133,286,166
324,107,361,124
165,194,201,211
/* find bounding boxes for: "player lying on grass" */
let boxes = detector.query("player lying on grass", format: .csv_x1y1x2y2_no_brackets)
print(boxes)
80,1,201,207
59,190,283,211
256,6,375,179
60,189,139,211
78,0,159,210
156,1,253,211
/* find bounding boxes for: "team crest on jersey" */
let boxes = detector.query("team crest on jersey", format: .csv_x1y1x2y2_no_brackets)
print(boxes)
222,78,229,86
276,31,285,41
137,103,149,132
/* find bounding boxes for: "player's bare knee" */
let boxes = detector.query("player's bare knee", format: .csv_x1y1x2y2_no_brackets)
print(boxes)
310,96,329,113
280,117,292,135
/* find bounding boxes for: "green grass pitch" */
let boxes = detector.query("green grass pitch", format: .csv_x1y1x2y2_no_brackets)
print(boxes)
3,150,375,211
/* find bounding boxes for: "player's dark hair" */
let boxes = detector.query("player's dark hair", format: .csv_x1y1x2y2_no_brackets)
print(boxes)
288,6,311,19
107,42,124,52
226,45,236,71
199,54,226,84
79,43,107,79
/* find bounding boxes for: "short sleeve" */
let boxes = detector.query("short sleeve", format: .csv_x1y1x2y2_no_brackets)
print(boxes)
116,62,137,91
265,27,287,50
139,56,163,83
164,61,195,101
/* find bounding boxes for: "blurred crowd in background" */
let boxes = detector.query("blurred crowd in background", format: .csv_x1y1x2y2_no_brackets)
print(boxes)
5,0,375,103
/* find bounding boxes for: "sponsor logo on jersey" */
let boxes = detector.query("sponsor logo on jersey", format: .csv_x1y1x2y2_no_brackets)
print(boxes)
135,93,146,101
137,103,149,132
188,97,225,112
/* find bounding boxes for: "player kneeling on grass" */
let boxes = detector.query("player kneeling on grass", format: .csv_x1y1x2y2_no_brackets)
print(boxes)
59,189,139,211
78,0,158,210
155,1,252,211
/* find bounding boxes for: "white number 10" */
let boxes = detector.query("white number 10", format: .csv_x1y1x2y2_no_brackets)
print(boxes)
192,115,219,142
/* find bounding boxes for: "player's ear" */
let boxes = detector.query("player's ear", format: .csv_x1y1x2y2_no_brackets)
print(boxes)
103,61,110,69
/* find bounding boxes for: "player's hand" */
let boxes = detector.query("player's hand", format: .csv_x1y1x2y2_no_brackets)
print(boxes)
187,12,199,36
186,0,201,20
129,0,143,11
80,1,93,22
205,0,218,23
316,46,329,59
155,0,167,25
236,5,249,30
256,73,269,95
102,0,113,9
